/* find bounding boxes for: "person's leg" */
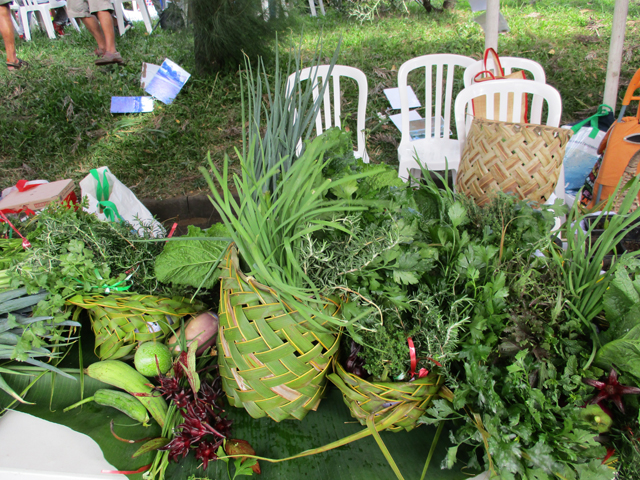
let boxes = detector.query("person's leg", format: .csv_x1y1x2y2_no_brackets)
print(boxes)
0,4,17,65
94,10,115,54
79,14,106,54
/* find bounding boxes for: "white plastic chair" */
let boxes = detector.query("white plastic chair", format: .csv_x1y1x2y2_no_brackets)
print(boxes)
113,0,153,35
286,65,369,162
463,56,547,123
11,0,80,41
396,54,475,182
454,78,565,204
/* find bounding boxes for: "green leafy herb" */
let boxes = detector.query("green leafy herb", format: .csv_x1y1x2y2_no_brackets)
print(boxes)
154,224,230,290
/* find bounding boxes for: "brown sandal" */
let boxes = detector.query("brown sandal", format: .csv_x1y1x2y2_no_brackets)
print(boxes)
95,52,126,66
7,58,29,71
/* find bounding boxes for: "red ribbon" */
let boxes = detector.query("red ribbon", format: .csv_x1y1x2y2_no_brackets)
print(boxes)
15,179,48,192
0,211,31,249
167,222,178,239
101,464,151,474
407,337,417,379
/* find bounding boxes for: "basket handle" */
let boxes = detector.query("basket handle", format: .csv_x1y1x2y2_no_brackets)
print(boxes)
483,47,505,77
619,68,640,121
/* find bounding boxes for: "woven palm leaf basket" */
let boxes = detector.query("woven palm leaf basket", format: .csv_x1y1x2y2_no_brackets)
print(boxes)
328,361,444,432
217,246,342,422
456,117,573,207
67,293,204,360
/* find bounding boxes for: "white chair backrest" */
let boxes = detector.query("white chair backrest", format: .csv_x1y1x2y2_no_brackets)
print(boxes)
286,65,369,161
464,56,547,122
454,79,562,148
397,54,475,145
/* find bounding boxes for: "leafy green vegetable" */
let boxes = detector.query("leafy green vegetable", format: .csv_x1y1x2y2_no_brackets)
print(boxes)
596,262,640,383
154,223,231,290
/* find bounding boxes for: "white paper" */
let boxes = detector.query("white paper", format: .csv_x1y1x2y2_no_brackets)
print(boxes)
384,86,421,110
474,11,510,33
389,110,422,133
468,0,487,12
141,62,161,89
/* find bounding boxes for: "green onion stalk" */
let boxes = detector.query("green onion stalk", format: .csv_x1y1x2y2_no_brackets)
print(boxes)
200,39,380,333
552,176,640,326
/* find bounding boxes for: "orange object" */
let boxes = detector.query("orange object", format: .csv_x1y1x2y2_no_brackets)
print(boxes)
590,68,640,208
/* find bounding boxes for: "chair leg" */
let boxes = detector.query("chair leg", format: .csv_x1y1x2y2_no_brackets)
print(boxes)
134,0,153,34
19,8,31,41
307,0,317,16
113,0,126,36
317,0,325,15
67,8,81,32
39,8,57,39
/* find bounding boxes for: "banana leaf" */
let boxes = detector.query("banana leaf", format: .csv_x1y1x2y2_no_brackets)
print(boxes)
0,319,470,480
1,370,468,480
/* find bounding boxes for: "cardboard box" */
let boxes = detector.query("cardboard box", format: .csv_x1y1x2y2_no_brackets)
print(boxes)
0,179,76,213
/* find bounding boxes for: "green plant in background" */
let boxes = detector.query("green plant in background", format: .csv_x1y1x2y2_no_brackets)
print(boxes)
191,0,293,74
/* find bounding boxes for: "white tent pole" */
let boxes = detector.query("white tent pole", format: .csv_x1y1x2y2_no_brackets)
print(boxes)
485,0,500,51
603,0,629,113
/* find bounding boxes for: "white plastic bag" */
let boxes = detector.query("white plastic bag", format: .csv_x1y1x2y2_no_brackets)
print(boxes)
563,126,606,194
79,167,164,236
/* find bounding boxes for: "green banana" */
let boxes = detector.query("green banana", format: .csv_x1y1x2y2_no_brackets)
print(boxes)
85,360,168,427
64,389,151,426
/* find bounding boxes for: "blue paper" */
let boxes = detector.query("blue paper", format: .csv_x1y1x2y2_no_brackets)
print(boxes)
110,96,154,113
144,58,191,105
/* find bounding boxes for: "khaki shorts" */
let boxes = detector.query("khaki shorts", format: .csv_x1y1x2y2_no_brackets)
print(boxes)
67,0,113,18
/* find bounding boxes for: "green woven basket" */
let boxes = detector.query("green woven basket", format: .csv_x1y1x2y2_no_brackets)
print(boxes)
328,361,443,432
217,246,341,422
67,293,203,360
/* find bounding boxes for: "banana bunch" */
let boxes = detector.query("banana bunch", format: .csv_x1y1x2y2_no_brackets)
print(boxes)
67,293,205,360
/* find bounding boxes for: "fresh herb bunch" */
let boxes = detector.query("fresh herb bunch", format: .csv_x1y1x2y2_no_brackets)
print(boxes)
428,252,612,479
8,202,167,311
412,183,622,479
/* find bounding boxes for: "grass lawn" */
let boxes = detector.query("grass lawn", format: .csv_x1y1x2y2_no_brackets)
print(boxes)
2,0,640,199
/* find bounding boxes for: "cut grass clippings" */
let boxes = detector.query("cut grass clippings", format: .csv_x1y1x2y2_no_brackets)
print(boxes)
2,0,640,199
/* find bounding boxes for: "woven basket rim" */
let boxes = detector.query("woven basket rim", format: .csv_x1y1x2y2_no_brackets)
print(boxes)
468,116,569,133
225,244,341,315
334,359,442,389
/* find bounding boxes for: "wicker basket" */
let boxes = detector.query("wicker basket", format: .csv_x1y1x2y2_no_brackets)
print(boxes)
456,118,573,206
328,361,443,432
217,246,341,422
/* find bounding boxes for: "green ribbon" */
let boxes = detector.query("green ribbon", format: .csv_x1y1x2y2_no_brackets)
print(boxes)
97,201,124,224
90,169,110,202
571,104,613,138
70,269,133,293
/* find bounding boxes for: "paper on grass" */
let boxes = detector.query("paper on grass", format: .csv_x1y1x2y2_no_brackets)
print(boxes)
468,0,487,12
144,58,191,105
474,11,510,33
384,86,421,110
110,96,154,114
141,62,161,90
